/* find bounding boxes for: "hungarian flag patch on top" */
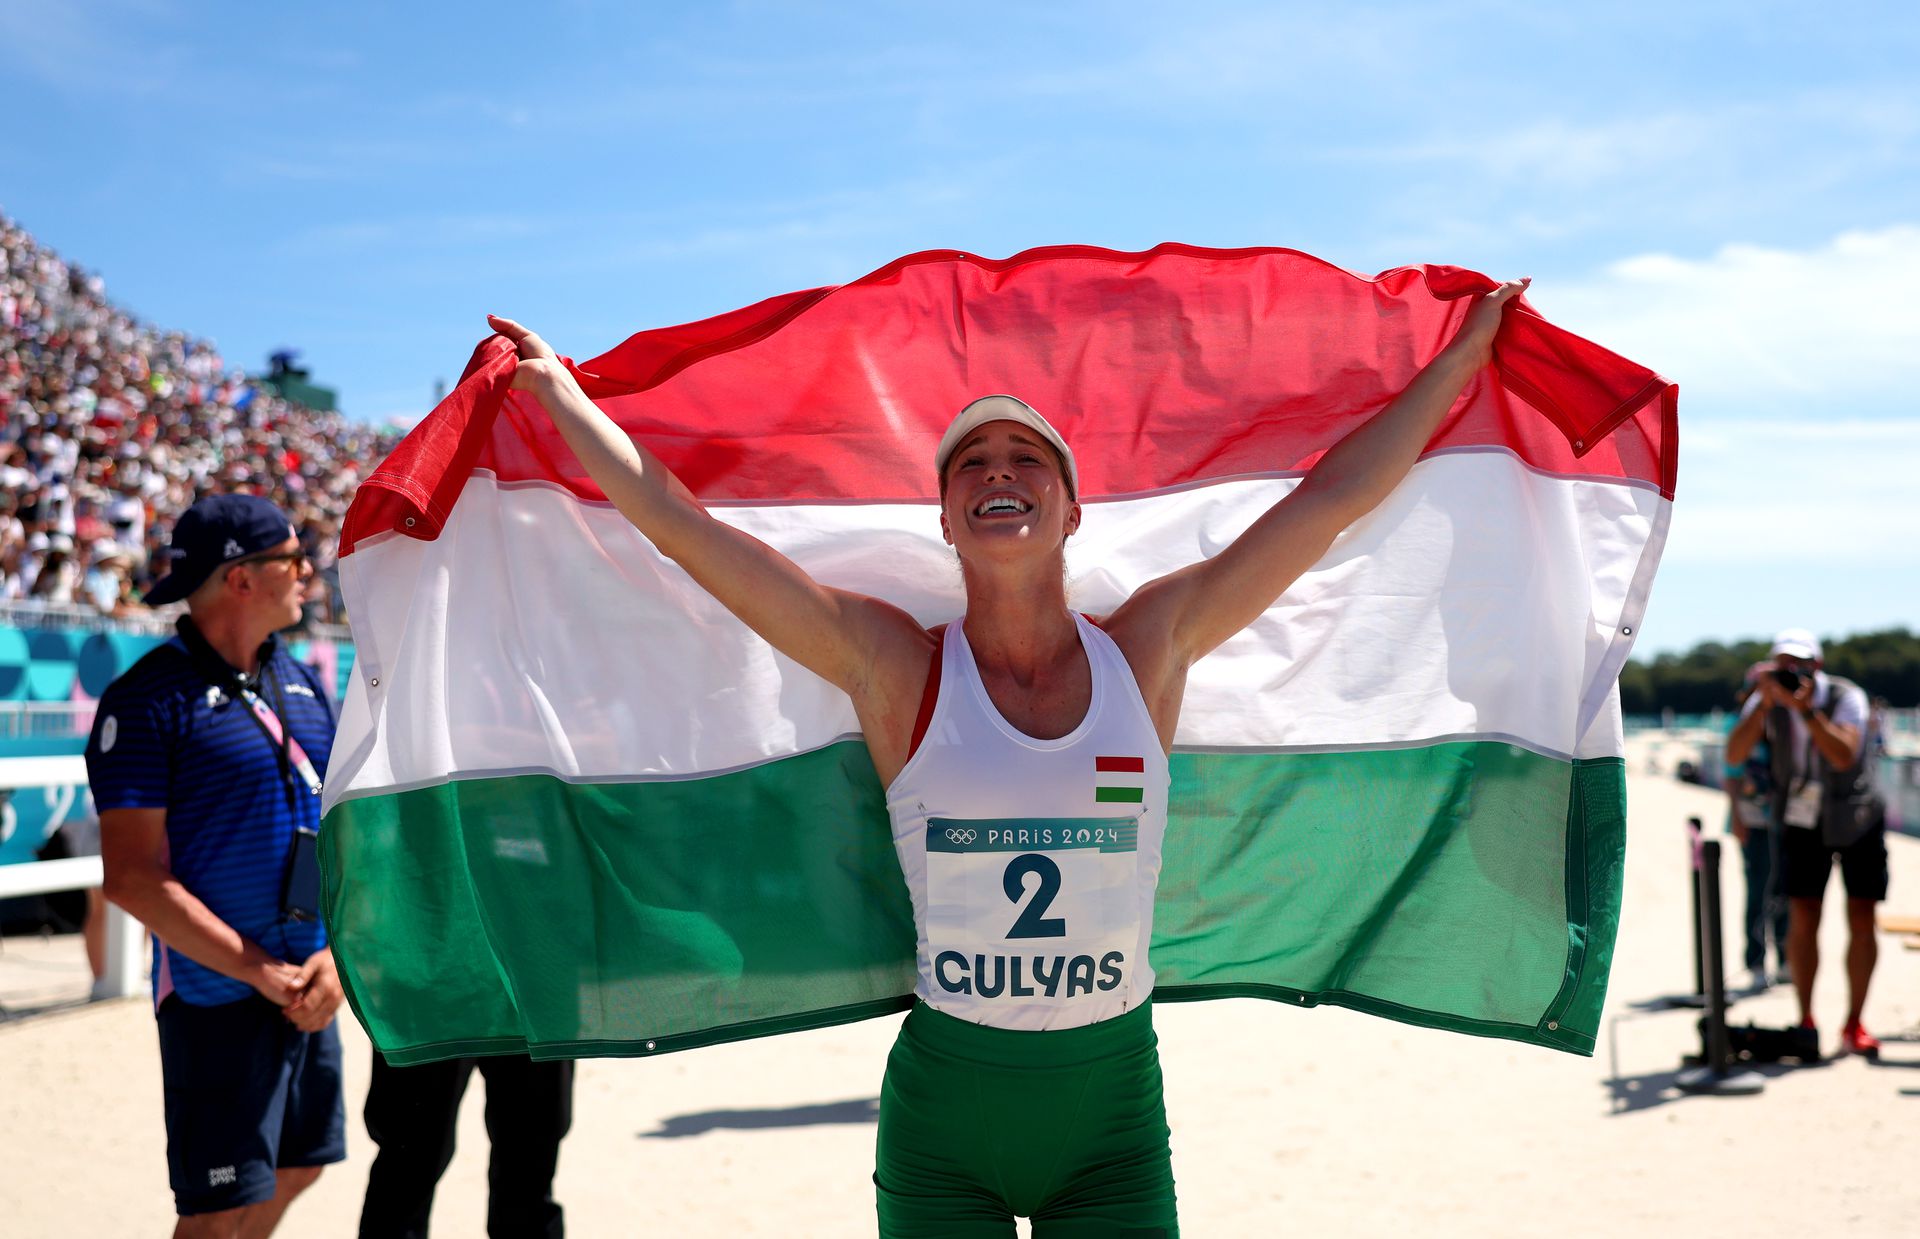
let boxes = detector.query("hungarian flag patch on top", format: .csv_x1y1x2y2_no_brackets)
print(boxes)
1096,756,1148,804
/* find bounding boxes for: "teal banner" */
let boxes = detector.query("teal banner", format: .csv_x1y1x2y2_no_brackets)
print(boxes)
0,622,356,865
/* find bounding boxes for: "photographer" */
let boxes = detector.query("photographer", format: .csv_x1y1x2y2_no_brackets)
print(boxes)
1726,629,1883,1056
1724,678,1787,992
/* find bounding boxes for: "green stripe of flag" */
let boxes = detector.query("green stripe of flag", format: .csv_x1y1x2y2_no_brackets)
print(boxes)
322,740,1622,1063
1095,786,1145,803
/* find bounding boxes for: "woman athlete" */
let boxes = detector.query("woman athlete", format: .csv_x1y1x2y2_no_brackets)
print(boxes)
487,276,1526,1238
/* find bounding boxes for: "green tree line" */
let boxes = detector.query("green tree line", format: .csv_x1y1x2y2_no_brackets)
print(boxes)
1620,627,1920,715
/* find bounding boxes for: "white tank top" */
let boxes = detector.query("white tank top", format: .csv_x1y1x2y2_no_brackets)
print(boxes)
885,612,1170,1030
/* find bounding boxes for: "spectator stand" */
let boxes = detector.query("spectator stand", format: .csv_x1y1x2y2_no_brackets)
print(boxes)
1,206,385,1007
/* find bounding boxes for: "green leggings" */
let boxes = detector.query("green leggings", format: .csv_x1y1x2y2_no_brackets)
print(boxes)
874,1001,1178,1238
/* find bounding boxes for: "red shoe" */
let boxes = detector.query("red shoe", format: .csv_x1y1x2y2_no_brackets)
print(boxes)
1841,1022,1881,1057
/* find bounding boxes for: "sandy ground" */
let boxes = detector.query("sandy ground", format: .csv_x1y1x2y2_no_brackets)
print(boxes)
4,759,1918,1237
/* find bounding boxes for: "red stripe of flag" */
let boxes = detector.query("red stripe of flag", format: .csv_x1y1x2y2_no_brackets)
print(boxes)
345,245,1677,551
1096,756,1145,773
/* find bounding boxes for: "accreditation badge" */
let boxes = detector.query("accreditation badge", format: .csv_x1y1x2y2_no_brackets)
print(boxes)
1782,782,1823,830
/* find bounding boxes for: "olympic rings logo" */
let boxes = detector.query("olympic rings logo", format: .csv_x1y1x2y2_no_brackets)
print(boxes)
944,828,978,845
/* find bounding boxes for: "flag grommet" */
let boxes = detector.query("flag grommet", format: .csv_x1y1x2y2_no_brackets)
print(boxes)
405,517,416,527
370,678,380,688
1548,1021,1559,1031
1621,626,1632,636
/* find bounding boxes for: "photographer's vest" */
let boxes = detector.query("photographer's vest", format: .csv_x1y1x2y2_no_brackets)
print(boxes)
886,614,1170,1031
1766,674,1878,846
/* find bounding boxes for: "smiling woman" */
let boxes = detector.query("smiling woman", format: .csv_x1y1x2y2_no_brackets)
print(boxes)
939,399,1078,561
320,244,1673,1238
431,264,1524,1234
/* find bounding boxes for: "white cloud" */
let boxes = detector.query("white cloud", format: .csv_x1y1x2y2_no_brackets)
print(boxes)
1663,422,1920,564
1531,230,1920,646
1349,89,1918,188
279,213,546,257
0,1,186,97
1643,416,1920,649
1531,225,1920,409
1357,112,1726,188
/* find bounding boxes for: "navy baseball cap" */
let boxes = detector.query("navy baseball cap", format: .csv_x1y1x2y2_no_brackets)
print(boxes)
144,494,298,605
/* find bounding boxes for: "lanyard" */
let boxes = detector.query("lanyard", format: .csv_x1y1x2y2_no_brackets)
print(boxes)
236,676,324,799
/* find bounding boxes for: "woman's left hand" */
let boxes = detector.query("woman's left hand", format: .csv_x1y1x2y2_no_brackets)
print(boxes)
1452,278,1531,367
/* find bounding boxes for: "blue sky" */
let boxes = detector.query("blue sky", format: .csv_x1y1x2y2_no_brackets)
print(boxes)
3,1,1916,654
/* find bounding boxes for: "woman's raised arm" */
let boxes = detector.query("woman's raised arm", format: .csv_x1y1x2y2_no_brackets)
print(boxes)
488,316,932,704
1104,280,1530,676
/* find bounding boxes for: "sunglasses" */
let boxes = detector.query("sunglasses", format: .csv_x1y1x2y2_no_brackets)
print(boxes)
237,550,310,571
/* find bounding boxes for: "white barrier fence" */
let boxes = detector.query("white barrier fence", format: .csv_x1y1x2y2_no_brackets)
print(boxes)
0,755,145,1000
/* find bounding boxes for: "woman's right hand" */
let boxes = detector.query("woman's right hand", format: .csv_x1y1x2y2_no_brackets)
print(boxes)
487,314,566,393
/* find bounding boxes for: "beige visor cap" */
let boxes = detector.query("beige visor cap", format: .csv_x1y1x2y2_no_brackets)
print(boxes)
934,395,1079,499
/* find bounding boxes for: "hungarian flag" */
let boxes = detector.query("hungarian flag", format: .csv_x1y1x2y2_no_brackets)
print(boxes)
320,244,1675,1063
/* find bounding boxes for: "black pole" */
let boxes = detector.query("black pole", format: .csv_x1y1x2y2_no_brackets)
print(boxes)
1685,816,1706,1004
1676,822,1763,1094
1698,838,1732,1072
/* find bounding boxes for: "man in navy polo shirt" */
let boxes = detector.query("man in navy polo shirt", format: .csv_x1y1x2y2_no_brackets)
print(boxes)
90,493,346,1237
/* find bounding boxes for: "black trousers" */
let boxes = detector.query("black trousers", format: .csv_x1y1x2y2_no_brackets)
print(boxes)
1741,826,1789,974
359,1052,574,1239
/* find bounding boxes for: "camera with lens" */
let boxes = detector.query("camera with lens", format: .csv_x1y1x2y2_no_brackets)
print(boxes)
1771,666,1807,692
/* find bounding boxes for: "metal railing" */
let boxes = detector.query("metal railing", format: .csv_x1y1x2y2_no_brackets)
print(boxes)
0,755,144,1000
0,702,96,741
0,599,351,643
0,599,179,637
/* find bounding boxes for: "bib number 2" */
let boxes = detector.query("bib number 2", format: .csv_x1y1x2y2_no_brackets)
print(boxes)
1004,854,1066,939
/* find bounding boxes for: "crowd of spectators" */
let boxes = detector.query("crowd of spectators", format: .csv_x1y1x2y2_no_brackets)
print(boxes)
0,210,402,627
